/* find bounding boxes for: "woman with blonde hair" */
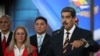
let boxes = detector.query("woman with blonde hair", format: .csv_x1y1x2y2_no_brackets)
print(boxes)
4,26,37,56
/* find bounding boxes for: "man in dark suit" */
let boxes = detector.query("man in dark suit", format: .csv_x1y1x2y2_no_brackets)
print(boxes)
30,16,51,56
48,7,100,56
0,15,13,56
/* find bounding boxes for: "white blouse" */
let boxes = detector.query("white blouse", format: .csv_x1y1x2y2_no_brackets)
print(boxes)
14,45,25,56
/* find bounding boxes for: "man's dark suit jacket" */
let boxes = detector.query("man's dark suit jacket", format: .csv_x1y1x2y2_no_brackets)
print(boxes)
30,33,51,56
0,32,13,56
48,26,100,56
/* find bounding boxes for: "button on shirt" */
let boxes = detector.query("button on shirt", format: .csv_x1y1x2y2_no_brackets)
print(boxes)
63,25,76,45
14,45,25,56
37,33,46,52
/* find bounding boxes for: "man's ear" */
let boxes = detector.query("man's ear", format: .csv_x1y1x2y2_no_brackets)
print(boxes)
74,18,79,24
46,25,48,30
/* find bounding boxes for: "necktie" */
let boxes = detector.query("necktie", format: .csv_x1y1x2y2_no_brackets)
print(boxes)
38,36,42,52
63,32,70,54
2,36,6,52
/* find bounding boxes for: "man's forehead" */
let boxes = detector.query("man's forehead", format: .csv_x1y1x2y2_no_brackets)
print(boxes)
0,17,11,21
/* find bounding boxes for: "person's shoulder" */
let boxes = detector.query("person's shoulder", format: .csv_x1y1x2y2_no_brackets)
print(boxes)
31,45,37,51
78,27,92,33
30,34,36,38
50,29,62,40
46,33,51,37
30,34,37,41
53,29,60,34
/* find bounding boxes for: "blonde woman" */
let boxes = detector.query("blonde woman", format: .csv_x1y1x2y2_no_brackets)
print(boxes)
4,26,37,56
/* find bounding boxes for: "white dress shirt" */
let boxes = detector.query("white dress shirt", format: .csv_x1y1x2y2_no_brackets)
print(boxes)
63,25,76,45
63,25,89,47
1,31,10,42
14,44,25,56
37,33,46,52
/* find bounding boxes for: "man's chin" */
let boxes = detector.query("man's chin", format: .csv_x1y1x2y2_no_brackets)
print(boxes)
37,32,44,34
64,26,68,29
64,27,70,31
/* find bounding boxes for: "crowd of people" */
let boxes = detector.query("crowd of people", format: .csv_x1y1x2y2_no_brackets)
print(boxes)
0,6,99,56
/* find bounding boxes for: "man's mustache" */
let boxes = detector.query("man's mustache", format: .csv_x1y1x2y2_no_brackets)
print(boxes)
63,21,68,25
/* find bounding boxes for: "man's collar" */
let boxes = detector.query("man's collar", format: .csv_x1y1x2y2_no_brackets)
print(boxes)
64,25,76,34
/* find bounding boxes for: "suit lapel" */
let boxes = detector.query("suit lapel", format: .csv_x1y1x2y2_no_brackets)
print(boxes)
39,34,48,54
34,35,40,54
63,27,81,56
34,35,38,47
33,35,38,54
69,27,81,43
22,48,28,56
6,32,13,47
56,30,64,55
0,32,1,43
41,34,48,46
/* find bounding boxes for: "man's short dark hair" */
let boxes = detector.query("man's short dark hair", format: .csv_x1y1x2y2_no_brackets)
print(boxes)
61,7,76,18
34,16,47,24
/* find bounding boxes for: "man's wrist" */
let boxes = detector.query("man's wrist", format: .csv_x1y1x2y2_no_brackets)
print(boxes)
81,39,89,48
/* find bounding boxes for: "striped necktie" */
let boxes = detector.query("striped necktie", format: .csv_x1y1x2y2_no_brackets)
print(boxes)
63,32,70,54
